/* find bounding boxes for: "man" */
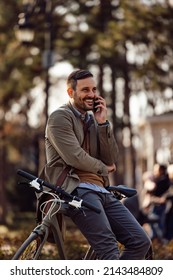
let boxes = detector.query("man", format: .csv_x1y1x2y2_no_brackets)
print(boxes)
43,69,151,259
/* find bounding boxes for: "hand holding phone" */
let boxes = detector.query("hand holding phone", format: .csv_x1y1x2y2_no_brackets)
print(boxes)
93,98,100,112
93,96,107,124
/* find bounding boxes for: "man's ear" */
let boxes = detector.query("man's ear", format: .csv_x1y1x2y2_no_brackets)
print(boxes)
67,87,73,98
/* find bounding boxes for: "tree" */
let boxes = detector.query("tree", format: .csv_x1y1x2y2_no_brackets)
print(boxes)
0,0,43,223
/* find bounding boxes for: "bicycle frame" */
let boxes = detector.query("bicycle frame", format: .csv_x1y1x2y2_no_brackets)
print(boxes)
32,201,70,259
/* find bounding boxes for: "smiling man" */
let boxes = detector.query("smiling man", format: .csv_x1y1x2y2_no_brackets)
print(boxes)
42,69,151,259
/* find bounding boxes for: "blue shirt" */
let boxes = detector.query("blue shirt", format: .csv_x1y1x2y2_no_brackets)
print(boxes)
79,183,109,193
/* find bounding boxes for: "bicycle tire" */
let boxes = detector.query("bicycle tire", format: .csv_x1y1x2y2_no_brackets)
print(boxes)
12,232,45,260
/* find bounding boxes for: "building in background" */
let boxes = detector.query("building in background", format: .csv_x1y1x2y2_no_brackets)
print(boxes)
136,112,173,185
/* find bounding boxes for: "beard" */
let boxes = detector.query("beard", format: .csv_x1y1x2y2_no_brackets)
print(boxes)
73,98,94,113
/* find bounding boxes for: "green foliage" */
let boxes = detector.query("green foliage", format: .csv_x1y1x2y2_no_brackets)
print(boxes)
0,1,29,106
1,0,173,115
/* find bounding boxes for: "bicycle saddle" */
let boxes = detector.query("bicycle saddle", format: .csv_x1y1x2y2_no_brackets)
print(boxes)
106,185,137,198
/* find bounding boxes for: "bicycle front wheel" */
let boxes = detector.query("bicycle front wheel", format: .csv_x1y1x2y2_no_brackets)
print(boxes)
12,232,45,260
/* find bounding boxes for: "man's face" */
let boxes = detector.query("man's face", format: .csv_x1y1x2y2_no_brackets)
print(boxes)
69,77,97,113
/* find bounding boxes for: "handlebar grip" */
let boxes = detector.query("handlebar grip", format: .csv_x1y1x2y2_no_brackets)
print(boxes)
17,169,37,181
81,200,101,214
17,169,57,192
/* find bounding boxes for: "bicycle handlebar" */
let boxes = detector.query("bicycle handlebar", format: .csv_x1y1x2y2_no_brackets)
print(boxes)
17,169,101,214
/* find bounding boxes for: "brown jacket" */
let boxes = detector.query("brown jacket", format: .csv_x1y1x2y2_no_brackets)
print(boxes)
40,102,118,194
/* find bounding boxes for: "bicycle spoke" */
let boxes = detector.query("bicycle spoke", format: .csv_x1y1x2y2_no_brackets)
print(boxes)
19,238,40,259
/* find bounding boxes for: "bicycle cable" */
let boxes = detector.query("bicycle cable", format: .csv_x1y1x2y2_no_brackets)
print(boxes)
40,191,63,219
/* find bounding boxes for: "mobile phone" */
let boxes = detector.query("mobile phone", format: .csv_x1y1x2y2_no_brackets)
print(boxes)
93,98,100,112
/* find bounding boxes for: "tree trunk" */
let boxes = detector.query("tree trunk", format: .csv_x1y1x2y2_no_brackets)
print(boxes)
123,47,136,187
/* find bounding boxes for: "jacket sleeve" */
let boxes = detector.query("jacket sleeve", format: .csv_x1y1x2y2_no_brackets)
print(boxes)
46,109,108,177
97,121,119,165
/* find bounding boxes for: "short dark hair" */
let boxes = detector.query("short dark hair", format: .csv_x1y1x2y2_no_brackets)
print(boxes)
67,69,93,90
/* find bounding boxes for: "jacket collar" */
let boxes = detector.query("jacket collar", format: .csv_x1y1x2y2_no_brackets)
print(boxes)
67,102,90,123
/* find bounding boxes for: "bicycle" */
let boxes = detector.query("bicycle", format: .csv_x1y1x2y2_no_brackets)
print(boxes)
12,169,153,260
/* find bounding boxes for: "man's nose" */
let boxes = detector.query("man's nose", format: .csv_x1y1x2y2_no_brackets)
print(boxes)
87,90,96,97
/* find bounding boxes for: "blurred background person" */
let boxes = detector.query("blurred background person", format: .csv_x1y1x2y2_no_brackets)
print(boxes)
141,164,170,241
164,164,173,241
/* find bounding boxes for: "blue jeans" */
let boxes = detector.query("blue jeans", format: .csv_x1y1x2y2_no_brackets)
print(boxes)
151,204,166,239
67,188,151,260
